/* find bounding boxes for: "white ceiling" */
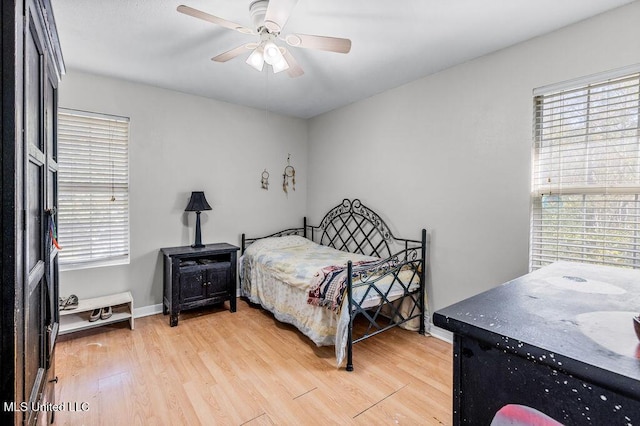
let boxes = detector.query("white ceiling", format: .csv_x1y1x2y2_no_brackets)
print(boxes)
52,0,635,119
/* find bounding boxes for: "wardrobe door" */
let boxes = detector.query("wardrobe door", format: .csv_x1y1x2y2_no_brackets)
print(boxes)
0,0,62,424
23,3,49,424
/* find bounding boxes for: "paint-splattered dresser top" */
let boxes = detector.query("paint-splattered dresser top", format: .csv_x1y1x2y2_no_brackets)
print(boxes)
434,261,640,424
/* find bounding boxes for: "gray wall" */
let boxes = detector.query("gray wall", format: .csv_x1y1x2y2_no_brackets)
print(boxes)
307,1,640,333
58,71,308,311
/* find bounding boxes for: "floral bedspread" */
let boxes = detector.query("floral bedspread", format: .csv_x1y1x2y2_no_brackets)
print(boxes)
240,235,376,364
242,235,375,292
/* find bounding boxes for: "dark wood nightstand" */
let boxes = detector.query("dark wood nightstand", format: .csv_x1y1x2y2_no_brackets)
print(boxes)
161,243,239,326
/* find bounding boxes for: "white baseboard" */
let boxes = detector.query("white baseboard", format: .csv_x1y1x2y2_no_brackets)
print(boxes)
133,292,243,319
429,325,453,344
133,303,163,318
132,296,243,319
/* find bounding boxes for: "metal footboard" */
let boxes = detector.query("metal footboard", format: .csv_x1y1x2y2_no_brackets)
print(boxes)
345,229,426,371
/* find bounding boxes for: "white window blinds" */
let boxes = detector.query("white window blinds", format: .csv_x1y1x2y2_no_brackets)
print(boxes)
57,109,130,269
530,71,640,270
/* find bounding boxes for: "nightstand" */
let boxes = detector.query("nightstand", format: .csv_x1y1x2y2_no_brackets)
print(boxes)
161,243,239,326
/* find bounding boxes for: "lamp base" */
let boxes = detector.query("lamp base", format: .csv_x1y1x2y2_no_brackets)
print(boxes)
192,211,206,248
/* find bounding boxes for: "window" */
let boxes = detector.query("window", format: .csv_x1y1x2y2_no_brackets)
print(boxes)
57,109,130,270
530,67,640,270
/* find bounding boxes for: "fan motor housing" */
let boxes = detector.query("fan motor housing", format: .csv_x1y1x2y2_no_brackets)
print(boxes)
249,0,269,31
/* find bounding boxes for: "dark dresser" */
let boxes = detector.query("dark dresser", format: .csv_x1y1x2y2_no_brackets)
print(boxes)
161,243,239,326
433,261,640,425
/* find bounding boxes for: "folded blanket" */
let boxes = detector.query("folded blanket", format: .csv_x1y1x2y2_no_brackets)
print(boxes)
307,259,396,312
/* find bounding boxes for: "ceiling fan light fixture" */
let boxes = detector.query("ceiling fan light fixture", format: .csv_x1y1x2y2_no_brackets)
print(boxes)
178,1,352,79
246,46,265,71
263,41,282,65
271,55,290,73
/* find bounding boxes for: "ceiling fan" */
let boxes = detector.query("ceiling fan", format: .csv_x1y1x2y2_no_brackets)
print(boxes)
177,0,351,78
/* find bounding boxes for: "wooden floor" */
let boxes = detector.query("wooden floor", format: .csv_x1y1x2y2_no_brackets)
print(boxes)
54,299,453,425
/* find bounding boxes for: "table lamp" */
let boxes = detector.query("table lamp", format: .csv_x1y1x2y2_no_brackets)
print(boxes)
185,191,212,248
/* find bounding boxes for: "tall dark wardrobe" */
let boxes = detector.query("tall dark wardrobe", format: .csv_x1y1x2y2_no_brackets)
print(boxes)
1,0,64,424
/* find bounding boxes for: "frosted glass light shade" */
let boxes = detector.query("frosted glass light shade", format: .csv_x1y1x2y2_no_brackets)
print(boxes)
272,55,290,73
263,41,281,65
246,46,265,71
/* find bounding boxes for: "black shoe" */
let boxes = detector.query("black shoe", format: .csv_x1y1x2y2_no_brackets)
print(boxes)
89,308,101,322
101,306,113,320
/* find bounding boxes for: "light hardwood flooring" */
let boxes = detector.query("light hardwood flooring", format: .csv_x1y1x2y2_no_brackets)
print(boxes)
54,299,453,425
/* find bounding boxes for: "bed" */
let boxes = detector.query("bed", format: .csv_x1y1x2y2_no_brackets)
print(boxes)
240,199,428,371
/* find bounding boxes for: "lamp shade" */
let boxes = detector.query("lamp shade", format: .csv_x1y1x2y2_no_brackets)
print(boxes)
185,191,212,212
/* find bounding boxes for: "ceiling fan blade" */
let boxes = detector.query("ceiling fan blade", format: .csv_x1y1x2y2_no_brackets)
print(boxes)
177,5,253,34
211,44,255,62
263,0,298,33
282,49,304,78
284,33,351,54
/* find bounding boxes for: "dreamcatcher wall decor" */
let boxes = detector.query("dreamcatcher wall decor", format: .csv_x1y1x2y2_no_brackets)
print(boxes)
261,169,270,190
283,154,296,195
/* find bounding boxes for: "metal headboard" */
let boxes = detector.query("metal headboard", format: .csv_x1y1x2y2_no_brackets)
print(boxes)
242,199,423,260
307,199,396,258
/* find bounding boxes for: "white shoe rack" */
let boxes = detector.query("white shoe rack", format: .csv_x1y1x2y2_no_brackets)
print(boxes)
59,291,134,335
